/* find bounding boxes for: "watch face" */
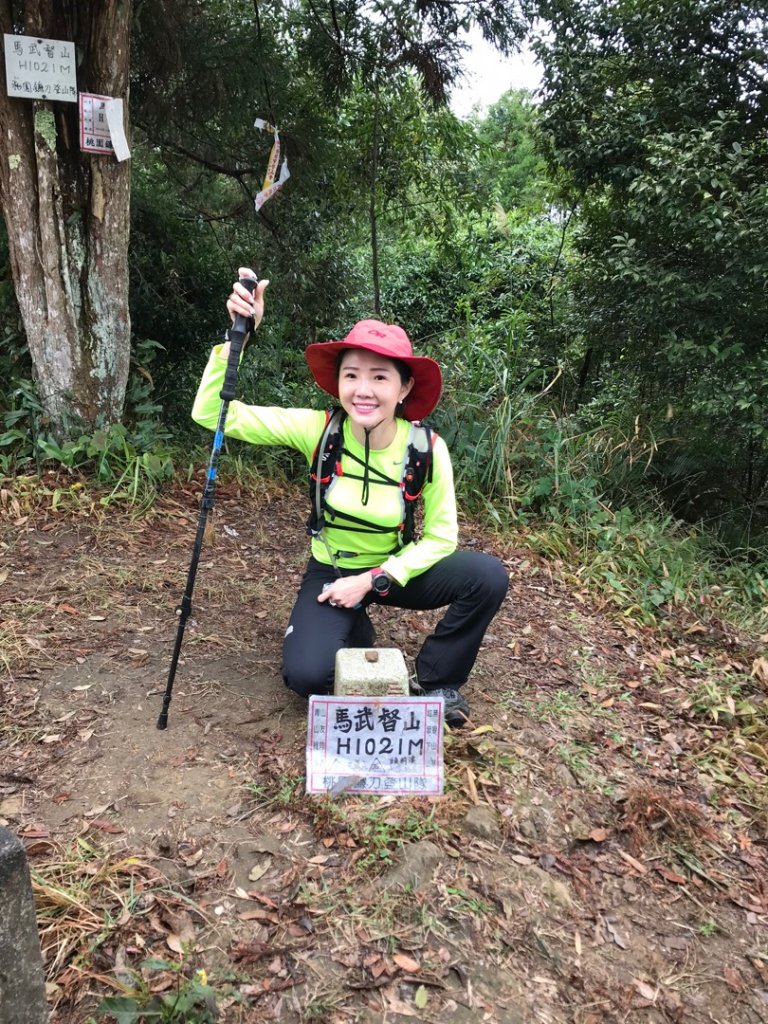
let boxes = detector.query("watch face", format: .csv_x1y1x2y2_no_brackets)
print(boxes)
372,573,389,594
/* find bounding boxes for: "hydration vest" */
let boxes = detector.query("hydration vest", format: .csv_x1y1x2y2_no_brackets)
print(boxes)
307,407,434,551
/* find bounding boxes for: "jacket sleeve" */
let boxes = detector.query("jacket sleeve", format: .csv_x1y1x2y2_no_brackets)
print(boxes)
379,433,458,587
191,345,324,459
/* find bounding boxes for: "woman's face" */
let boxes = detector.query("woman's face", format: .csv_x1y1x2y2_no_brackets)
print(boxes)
337,349,413,431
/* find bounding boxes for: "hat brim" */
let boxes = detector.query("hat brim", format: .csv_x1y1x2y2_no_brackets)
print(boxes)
304,340,442,421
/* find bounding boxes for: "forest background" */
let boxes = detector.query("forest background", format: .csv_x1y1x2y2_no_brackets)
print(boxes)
1,0,766,633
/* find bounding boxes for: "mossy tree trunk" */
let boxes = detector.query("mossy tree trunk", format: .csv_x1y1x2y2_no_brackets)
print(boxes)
0,0,131,435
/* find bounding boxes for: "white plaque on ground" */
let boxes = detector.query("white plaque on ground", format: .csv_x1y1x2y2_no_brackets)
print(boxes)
306,695,444,796
4,34,77,102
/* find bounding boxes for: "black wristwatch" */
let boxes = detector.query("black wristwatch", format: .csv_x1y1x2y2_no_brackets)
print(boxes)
370,568,391,597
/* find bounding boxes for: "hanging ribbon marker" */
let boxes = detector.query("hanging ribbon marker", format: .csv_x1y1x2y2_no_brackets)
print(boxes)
253,118,290,211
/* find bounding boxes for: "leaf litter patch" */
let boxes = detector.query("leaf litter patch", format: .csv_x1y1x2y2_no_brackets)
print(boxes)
1,481,767,1021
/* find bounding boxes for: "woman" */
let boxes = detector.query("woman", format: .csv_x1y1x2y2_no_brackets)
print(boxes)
192,269,508,727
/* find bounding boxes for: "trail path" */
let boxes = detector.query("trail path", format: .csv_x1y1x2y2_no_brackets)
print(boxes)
1,477,766,1022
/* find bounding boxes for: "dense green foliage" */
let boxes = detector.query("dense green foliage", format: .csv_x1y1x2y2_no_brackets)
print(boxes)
534,0,768,534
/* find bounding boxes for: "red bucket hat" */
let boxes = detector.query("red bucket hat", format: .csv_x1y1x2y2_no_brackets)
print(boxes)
304,320,442,421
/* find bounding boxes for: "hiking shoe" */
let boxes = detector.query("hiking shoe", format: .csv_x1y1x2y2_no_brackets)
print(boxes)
431,688,471,728
348,610,377,649
410,678,470,729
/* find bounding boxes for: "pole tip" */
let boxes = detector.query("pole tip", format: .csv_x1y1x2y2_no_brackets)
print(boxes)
156,713,168,730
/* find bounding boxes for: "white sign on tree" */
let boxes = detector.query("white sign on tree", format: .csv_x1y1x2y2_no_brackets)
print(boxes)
3,34,77,103
79,93,130,161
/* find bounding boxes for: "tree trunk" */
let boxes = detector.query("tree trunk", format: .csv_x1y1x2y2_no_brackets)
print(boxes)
0,0,131,435
369,84,380,317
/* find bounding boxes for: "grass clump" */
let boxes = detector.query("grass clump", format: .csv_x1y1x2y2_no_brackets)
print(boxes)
32,839,152,984
96,960,222,1023
618,784,716,857
457,395,767,631
307,796,442,871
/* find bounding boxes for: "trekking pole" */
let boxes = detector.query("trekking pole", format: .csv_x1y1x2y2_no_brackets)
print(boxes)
157,274,258,730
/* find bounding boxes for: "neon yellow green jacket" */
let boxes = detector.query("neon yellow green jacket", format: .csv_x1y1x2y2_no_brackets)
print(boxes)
191,345,458,585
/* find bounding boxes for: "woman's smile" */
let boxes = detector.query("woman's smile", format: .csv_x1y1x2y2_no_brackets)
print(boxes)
352,400,379,415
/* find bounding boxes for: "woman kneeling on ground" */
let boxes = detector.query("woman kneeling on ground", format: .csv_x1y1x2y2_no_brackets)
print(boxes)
191,268,509,727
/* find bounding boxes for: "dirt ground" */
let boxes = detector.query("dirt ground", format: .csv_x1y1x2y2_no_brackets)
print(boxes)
1,474,767,1023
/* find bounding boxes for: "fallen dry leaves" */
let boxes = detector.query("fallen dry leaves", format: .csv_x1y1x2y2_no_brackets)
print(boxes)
2,482,767,1023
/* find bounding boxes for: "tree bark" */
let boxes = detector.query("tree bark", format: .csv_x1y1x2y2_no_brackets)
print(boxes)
0,0,131,434
369,84,380,317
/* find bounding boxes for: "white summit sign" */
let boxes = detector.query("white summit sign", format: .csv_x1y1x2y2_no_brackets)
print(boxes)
306,694,444,796
4,34,77,102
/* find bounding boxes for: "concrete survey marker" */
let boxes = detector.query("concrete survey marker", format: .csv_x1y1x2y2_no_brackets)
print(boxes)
0,828,48,1023
306,694,444,796
333,647,409,697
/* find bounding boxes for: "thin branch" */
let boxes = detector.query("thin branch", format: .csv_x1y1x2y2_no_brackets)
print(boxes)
133,124,261,180
305,0,357,57
252,0,277,125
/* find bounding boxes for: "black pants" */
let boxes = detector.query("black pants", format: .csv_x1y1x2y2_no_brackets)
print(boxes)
282,552,509,698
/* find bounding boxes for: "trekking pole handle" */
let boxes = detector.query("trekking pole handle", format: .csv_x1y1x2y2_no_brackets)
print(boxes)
221,274,258,400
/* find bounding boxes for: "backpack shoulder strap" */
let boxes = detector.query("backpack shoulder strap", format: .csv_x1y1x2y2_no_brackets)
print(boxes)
307,406,346,537
400,420,435,545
